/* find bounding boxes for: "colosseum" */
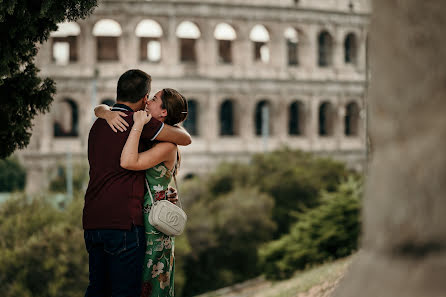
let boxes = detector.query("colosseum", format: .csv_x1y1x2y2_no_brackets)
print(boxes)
20,0,371,193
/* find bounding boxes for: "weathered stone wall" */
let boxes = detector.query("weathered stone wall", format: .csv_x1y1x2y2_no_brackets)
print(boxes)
20,0,370,192
333,1,446,296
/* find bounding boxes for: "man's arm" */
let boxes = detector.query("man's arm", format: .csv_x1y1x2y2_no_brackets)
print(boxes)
154,124,192,146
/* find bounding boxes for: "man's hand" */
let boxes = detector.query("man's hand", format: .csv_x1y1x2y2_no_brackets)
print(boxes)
133,110,152,126
105,111,129,133
167,186,178,205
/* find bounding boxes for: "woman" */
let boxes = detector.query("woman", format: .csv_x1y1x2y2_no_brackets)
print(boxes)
96,88,188,297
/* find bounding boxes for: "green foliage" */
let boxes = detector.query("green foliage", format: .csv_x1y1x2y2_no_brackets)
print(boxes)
181,188,276,296
204,149,352,237
48,162,89,193
0,193,191,297
0,0,97,158
0,157,26,192
259,177,362,280
0,194,88,297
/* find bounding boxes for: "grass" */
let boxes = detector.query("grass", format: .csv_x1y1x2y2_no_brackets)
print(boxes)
270,256,352,297
195,256,354,297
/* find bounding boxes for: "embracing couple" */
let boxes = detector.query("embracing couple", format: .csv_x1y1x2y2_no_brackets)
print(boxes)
83,69,191,297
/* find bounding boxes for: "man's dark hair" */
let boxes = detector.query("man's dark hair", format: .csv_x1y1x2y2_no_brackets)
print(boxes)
116,69,152,103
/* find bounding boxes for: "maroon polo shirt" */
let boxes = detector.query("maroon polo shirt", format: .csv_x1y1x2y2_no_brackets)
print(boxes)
83,104,164,230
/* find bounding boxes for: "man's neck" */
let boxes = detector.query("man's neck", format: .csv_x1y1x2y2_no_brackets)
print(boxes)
115,101,141,112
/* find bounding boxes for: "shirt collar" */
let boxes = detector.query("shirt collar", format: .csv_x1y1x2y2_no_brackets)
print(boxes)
112,103,133,112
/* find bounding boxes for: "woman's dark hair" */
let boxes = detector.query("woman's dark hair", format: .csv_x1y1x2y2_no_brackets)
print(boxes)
159,88,188,174
160,88,188,126
116,69,151,103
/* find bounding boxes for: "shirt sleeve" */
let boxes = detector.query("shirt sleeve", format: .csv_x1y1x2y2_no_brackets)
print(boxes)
140,117,164,141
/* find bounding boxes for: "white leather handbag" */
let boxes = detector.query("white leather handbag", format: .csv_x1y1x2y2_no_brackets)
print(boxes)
145,175,187,236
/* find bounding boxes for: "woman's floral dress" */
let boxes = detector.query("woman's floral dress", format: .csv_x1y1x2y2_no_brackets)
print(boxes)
142,163,175,297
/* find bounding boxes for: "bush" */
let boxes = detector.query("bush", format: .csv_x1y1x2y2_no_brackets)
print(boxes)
0,157,26,192
181,188,276,296
259,177,362,280
48,162,89,193
0,194,88,297
0,193,191,297
204,149,353,237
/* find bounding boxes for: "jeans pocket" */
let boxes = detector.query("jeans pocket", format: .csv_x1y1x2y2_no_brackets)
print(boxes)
125,225,142,252
102,230,127,255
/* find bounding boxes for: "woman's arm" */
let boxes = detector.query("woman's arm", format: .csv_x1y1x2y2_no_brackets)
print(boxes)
120,111,177,170
94,104,129,132
155,124,192,146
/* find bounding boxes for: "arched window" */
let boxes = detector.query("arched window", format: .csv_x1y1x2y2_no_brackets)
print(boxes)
183,99,198,136
93,19,122,61
50,22,80,65
101,99,115,106
53,99,79,137
250,25,270,63
214,23,236,64
289,101,305,135
318,101,334,136
345,101,360,136
344,33,357,64
176,21,201,63
284,27,299,66
220,100,235,136
136,19,163,62
318,31,333,67
255,100,272,136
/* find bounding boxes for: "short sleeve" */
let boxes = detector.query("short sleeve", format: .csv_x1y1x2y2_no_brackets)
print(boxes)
141,118,164,140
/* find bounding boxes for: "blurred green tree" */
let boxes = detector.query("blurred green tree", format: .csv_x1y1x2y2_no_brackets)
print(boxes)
205,149,353,237
0,157,26,192
182,188,276,296
259,176,362,280
0,195,88,297
0,0,97,158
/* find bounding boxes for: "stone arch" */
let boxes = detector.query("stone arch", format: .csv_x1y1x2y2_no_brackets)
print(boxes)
92,19,122,61
53,98,79,137
176,21,201,63
344,32,358,64
250,24,270,63
284,27,300,66
219,99,236,136
288,100,305,135
50,22,80,65
182,99,199,136
344,101,360,136
255,100,273,136
318,101,335,136
318,30,334,67
136,19,163,62
214,23,237,64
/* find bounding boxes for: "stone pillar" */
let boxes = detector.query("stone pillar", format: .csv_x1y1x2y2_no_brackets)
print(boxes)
198,20,217,70
308,96,319,149
80,20,95,68
332,26,344,71
164,17,179,68
121,20,138,67
269,24,285,72
333,1,446,297
203,91,219,144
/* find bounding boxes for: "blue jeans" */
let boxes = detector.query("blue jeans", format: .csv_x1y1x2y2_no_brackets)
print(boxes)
84,225,145,297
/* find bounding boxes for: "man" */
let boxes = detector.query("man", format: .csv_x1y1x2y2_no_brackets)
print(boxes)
83,69,191,297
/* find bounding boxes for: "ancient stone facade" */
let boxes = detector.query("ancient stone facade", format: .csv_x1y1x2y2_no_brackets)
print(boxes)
20,0,371,193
